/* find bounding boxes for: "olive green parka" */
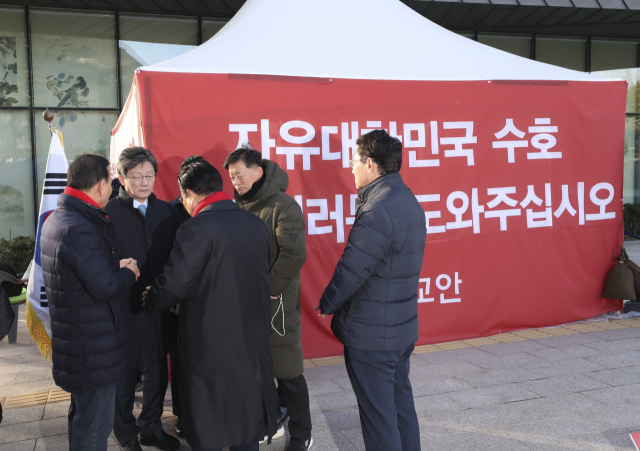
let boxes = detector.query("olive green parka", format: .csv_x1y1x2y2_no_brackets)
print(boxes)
236,160,307,379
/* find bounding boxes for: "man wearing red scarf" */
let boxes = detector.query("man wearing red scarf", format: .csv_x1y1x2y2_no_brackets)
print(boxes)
144,158,278,451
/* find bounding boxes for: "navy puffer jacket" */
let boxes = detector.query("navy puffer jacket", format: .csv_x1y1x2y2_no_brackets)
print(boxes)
41,193,137,393
319,173,426,351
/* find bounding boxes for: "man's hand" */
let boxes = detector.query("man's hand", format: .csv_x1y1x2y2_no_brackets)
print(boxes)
125,260,140,280
314,305,326,318
119,258,134,268
169,304,179,316
270,295,279,300
141,285,151,308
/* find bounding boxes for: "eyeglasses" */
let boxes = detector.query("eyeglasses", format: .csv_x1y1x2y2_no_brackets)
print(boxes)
127,174,156,183
348,158,368,169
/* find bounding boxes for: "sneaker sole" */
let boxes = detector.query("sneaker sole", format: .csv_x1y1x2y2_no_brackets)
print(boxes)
259,425,285,444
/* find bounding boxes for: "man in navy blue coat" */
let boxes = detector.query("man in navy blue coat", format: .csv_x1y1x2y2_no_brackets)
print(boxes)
318,130,426,451
41,153,140,451
106,147,180,451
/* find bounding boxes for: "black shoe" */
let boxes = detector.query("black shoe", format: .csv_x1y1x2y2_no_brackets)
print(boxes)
121,438,142,451
174,416,184,437
286,436,313,451
139,430,181,451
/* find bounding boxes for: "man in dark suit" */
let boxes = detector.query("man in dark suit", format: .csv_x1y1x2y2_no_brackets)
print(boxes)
106,147,180,451
143,158,279,451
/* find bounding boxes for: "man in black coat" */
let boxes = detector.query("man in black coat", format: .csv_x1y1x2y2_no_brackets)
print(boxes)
106,147,180,451
144,159,279,451
318,130,427,451
40,154,140,451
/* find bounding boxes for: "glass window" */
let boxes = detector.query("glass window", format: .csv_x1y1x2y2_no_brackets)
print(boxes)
454,31,474,40
34,110,118,204
202,18,228,42
536,35,586,72
30,8,117,108
119,14,197,103
0,6,29,107
478,33,531,59
0,111,34,239
624,116,639,204
592,68,639,114
591,38,638,73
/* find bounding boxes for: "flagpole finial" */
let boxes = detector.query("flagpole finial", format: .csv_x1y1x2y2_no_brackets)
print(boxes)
43,108,54,123
43,109,55,136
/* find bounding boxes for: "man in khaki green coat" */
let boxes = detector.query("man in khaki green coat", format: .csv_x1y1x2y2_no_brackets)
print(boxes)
224,146,312,451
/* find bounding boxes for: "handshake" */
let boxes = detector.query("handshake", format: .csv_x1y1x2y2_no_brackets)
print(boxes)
119,258,140,280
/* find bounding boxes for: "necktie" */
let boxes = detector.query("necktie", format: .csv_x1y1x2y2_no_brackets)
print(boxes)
137,204,146,217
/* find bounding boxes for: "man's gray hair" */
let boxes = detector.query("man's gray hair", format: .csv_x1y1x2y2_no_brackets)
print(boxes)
117,147,158,177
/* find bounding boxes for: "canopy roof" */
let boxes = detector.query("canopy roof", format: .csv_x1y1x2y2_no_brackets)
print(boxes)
141,0,611,82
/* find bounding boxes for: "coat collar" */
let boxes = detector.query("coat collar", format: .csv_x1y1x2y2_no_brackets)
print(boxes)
192,192,233,216
357,172,402,203
58,192,111,225
117,187,156,209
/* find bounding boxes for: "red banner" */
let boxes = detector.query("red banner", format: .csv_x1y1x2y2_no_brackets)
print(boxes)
134,72,627,358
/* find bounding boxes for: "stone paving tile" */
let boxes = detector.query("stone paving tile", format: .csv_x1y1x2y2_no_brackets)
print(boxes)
306,377,344,396
582,383,640,408
0,355,25,367
410,376,473,396
312,391,358,412
526,345,607,361
0,406,44,426
588,351,640,370
0,440,36,451
506,392,609,423
585,328,640,341
413,393,464,415
422,403,531,433
527,358,608,377
0,379,54,397
452,367,543,389
503,414,606,440
574,431,638,451
458,352,548,371
444,384,540,409
584,338,640,354
475,339,551,356
42,402,69,420
338,427,365,450
421,429,533,450
520,374,611,397
581,404,640,430
0,417,67,445
531,333,605,348
409,360,484,379
310,407,361,432
414,346,492,364
12,370,54,384
585,368,640,387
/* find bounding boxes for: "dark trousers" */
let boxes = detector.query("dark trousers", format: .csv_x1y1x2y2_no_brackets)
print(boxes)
170,345,181,416
344,344,421,451
276,374,312,439
68,385,116,451
113,352,168,444
193,442,258,451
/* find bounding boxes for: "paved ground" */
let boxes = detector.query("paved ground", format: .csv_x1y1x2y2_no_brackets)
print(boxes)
3,304,640,451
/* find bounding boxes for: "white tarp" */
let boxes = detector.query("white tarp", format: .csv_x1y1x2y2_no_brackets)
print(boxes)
140,0,608,82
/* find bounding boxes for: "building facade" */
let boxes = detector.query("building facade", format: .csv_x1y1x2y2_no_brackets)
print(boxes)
0,0,638,241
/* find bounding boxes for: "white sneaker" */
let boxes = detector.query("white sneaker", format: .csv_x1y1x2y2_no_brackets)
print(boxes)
259,421,285,444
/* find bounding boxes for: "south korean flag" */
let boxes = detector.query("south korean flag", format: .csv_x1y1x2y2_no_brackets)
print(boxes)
26,129,68,360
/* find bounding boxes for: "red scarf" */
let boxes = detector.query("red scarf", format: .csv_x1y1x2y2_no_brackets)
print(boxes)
64,187,105,213
191,191,231,216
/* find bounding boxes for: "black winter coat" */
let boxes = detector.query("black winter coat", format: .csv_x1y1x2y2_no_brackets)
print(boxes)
319,173,426,351
146,199,278,449
41,193,137,393
106,189,177,360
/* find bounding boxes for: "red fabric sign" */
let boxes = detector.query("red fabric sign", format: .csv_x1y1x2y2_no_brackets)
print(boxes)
132,72,627,358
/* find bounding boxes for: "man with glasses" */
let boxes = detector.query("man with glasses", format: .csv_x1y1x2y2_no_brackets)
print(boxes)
107,147,180,451
318,130,426,451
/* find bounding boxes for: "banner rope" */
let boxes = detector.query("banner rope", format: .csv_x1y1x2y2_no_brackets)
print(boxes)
25,300,52,362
